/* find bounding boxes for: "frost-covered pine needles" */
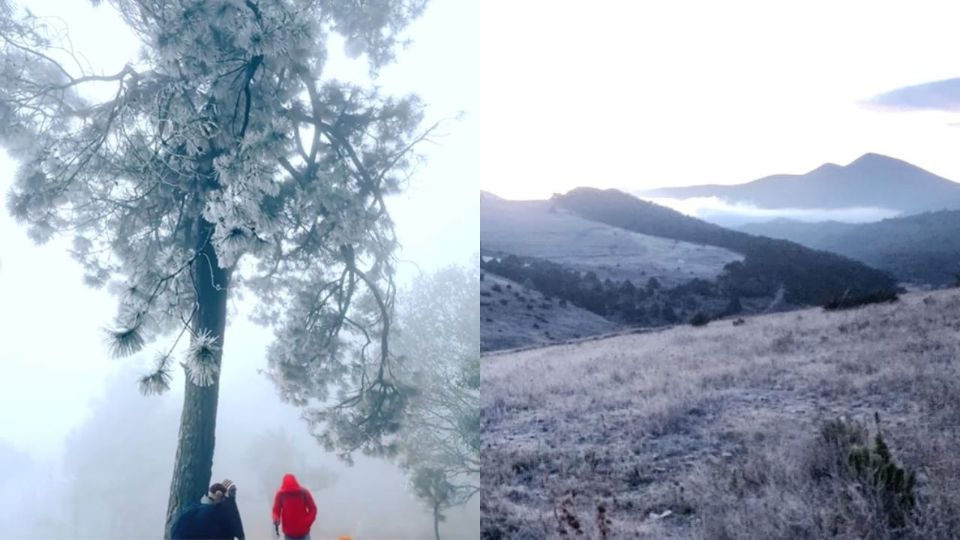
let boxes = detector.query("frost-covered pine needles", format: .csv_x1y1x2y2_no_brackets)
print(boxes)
107,324,146,359
184,330,220,387
139,352,173,396
125,327,219,394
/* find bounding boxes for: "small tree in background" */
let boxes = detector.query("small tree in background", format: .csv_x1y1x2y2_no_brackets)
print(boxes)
392,265,479,538
412,467,459,540
0,0,433,534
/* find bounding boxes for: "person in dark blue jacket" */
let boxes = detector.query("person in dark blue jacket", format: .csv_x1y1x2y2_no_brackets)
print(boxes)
171,479,246,540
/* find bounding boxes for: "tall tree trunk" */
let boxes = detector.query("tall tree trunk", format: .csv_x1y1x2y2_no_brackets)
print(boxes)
164,218,231,537
433,502,441,540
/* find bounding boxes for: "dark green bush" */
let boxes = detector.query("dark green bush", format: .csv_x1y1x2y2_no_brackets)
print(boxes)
690,312,710,327
823,290,898,311
817,415,917,531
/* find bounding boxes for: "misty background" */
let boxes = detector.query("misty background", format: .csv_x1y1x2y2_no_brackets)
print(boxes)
480,0,960,202
644,196,902,227
0,0,479,538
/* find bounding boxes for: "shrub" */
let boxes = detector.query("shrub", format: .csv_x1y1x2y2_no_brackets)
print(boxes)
823,290,898,311
553,494,583,536
846,418,917,530
698,415,924,539
720,295,743,317
689,312,710,327
596,504,611,540
811,415,917,530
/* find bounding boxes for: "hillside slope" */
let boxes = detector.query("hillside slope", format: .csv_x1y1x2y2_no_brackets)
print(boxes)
481,195,741,287
739,211,960,286
480,272,617,352
482,289,960,538
554,187,898,304
643,153,960,213
737,218,857,245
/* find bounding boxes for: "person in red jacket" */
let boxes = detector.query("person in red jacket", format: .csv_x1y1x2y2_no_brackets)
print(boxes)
272,473,317,540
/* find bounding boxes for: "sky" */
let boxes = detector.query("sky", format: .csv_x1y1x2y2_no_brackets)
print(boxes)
0,0,478,536
480,0,960,201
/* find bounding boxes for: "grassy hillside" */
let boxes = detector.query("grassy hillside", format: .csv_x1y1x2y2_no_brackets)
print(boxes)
481,196,741,287
482,289,960,538
739,211,960,286
480,272,617,352
555,187,898,305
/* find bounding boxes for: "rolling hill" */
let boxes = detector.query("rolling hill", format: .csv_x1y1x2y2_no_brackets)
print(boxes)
643,153,960,213
553,187,898,305
480,188,901,352
738,211,960,286
479,272,617,352
481,192,741,287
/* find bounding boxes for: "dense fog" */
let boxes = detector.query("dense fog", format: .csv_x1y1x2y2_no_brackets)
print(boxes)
0,0,479,537
0,315,477,538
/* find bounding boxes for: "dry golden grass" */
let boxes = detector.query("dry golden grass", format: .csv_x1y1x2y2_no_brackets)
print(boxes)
481,289,960,539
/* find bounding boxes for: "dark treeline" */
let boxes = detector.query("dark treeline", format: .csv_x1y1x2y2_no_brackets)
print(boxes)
481,254,741,326
740,210,960,286
554,188,898,304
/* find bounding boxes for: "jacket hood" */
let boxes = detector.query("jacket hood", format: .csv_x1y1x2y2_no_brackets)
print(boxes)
279,473,302,492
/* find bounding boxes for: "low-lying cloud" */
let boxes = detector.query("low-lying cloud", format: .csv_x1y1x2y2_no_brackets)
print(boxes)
645,196,901,226
864,77,960,112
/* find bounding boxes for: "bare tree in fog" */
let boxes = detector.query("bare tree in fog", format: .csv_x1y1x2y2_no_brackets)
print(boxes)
0,0,432,534
391,265,480,539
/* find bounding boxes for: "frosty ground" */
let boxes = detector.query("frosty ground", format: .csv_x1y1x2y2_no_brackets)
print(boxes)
481,289,960,538
480,195,741,287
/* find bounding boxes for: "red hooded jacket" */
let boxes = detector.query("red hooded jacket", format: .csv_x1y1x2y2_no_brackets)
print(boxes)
272,474,317,538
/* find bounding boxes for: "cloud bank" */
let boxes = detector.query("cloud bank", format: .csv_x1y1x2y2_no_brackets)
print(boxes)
865,77,960,112
645,196,901,227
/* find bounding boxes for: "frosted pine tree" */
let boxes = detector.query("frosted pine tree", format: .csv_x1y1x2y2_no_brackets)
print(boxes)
0,0,430,535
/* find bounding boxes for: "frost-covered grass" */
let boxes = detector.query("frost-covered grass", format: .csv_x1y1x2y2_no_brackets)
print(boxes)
481,289,960,538
480,273,618,352
481,198,741,287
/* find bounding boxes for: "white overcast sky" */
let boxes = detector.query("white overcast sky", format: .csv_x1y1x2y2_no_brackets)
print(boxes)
0,0,478,458
480,0,960,200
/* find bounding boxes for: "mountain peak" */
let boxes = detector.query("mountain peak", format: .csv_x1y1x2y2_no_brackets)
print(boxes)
481,190,503,201
809,162,841,174
641,152,960,212
847,152,904,167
